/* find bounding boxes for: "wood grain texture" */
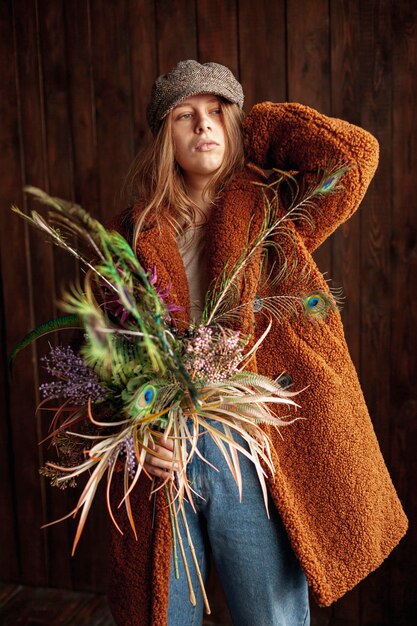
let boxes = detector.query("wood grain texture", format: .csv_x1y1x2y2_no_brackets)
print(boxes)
0,1,415,623
389,0,417,624
90,0,135,224
357,1,393,624
286,0,333,286
8,0,51,587
0,0,21,583
238,0,286,110
64,0,101,217
0,583,116,625
330,0,362,372
37,0,79,590
286,0,331,111
128,0,158,152
197,0,238,74
156,0,197,73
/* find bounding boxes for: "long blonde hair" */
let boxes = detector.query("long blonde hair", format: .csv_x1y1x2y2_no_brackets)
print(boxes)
121,100,245,250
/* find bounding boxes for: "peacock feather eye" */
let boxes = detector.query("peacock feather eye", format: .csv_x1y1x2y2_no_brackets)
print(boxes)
135,384,156,410
319,166,348,194
307,295,320,308
321,175,337,192
302,292,334,319
144,387,154,404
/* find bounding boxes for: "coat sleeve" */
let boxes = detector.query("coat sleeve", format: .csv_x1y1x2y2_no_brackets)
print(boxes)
242,102,379,252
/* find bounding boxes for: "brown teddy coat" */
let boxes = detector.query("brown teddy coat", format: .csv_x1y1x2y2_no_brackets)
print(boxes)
107,102,408,626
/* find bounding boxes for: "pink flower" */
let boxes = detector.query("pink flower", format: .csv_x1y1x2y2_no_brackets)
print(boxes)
147,266,184,314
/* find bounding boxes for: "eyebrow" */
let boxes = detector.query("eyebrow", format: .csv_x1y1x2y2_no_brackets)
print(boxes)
173,97,220,110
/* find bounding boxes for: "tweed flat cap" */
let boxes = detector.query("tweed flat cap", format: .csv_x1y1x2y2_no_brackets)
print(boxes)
147,60,244,134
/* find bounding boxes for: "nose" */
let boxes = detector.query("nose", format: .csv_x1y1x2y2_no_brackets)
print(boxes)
195,112,211,133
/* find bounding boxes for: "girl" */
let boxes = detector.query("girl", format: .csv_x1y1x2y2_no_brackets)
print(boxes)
107,60,407,626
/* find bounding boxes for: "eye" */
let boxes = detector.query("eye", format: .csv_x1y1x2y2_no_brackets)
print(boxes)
210,108,221,115
177,112,193,120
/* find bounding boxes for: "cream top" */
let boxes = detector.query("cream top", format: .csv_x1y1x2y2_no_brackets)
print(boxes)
177,224,210,324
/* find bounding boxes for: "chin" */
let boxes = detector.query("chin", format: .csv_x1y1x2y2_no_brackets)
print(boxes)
198,159,223,174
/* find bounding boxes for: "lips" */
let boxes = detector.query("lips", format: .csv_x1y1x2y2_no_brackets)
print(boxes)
195,141,219,152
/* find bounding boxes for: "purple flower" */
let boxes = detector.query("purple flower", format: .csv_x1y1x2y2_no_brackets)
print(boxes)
40,346,107,404
108,435,137,478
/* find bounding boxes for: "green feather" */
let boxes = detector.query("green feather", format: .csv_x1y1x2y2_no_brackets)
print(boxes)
9,314,81,370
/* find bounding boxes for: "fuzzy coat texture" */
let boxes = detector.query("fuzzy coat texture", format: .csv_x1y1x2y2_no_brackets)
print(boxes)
107,102,408,626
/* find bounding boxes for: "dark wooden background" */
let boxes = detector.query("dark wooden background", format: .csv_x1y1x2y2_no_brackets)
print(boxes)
0,1,416,624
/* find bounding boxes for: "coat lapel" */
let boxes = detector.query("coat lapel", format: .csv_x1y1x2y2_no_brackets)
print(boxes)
205,163,269,338
133,216,191,328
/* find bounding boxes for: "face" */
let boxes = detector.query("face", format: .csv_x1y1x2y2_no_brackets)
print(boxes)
170,94,226,186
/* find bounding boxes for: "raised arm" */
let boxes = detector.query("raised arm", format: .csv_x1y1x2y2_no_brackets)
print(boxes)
243,102,379,252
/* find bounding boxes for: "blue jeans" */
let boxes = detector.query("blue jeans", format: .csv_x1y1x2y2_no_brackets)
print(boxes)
168,422,310,626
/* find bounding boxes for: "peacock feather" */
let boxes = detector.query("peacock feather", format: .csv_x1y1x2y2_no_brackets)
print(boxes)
9,314,80,371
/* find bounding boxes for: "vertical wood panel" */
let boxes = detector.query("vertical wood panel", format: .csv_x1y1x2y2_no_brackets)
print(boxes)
37,0,78,590
286,0,332,281
197,0,238,75
238,0,286,110
286,0,331,111
330,0,362,373
64,0,100,216
90,0,134,224
156,0,197,73
390,1,417,624
10,0,53,587
128,0,158,154
358,1,392,624
0,0,22,583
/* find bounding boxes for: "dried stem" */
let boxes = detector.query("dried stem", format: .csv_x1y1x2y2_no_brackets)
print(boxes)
180,505,211,615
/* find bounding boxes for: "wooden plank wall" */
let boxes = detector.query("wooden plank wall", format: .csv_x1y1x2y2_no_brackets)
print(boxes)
0,1,416,624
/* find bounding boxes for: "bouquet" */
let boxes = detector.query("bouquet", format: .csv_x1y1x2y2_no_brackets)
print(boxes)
10,168,344,610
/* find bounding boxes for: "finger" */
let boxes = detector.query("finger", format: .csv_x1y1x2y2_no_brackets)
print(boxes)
145,453,177,471
143,463,176,479
144,456,174,471
150,443,175,461
144,452,179,473
153,433,174,452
